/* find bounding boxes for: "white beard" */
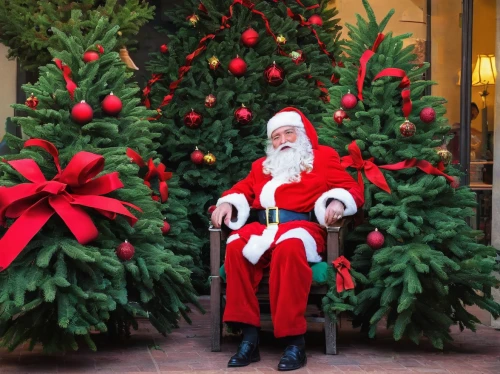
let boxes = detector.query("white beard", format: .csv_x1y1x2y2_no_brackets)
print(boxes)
262,129,314,183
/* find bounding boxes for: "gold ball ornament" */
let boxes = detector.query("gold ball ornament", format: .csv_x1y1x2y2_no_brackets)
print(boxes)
436,147,452,165
208,55,220,70
203,152,216,165
276,34,287,44
188,14,199,26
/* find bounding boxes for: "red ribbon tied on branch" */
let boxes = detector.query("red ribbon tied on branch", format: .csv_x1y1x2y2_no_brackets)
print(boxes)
126,149,172,203
333,256,355,293
357,33,385,101
54,59,77,100
341,141,391,195
0,139,141,271
373,68,412,118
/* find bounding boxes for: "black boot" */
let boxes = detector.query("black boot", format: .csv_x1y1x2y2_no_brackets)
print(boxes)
227,324,260,367
277,345,307,371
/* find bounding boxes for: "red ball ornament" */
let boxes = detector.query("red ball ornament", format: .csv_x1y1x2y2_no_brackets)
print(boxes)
160,44,168,53
191,146,204,164
420,107,436,123
333,109,348,125
207,205,216,215
83,50,100,63
234,104,253,125
308,14,323,26
116,240,135,261
161,221,171,235
71,100,93,125
400,120,416,137
205,94,217,108
367,228,384,250
241,28,259,47
264,62,285,86
228,55,247,77
184,109,203,129
340,92,357,110
102,92,122,116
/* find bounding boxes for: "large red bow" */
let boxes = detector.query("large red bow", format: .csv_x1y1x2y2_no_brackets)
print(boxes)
333,256,355,293
126,148,172,203
0,139,141,271
341,141,391,195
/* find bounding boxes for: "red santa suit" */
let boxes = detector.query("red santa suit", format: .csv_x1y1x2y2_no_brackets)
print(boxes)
217,107,364,338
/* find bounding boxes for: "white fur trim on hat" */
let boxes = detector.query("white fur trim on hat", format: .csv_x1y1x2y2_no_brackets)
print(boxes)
267,111,304,138
216,193,250,230
314,188,357,227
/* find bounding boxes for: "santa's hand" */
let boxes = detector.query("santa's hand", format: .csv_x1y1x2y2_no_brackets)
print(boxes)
325,200,345,226
211,202,233,228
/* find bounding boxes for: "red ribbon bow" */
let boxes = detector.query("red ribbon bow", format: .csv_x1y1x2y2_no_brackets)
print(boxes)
126,149,172,203
54,59,77,100
0,139,141,271
341,141,457,194
333,256,355,293
341,141,391,195
357,33,385,101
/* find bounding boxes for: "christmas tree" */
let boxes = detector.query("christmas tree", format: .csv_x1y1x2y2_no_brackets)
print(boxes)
0,0,153,71
0,16,201,353
144,0,342,280
319,0,500,349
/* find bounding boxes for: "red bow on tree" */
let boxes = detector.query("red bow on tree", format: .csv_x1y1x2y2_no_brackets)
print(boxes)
126,148,172,203
0,139,141,271
332,256,355,293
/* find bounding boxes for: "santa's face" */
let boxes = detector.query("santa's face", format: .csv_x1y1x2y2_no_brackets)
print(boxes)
263,126,313,183
271,126,298,149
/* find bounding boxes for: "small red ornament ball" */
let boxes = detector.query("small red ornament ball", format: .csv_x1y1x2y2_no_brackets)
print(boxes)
340,92,357,109
308,14,323,26
83,50,100,63
184,110,203,129
367,228,384,250
241,28,259,47
333,109,348,125
116,240,135,261
264,62,285,86
71,100,93,125
420,107,436,123
160,44,168,53
191,147,204,164
234,104,253,125
400,120,416,137
161,221,171,235
228,56,247,77
102,93,122,116
207,205,216,215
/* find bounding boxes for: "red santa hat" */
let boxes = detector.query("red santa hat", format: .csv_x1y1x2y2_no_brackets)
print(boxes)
266,107,319,149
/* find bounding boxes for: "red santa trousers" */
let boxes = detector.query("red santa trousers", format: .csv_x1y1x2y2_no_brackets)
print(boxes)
223,237,312,338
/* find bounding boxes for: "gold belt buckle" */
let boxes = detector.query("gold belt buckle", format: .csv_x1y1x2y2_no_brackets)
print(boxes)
266,207,279,226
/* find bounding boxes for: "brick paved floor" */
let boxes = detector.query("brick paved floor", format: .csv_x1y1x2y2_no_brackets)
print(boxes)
0,296,499,373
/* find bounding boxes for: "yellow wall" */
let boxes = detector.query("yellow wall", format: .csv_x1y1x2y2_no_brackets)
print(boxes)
0,44,17,141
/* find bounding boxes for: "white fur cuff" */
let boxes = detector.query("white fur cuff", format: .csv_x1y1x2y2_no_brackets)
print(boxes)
242,227,278,264
314,188,357,226
216,193,250,230
267,111,304,138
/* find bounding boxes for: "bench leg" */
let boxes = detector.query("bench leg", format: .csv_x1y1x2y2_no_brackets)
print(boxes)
210,276,221,352
324,313,337,355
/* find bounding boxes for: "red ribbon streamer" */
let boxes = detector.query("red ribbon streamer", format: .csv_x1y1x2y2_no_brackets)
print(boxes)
54,59,77,100
333,256,355,293
341,141,457,194
373,68,412,118
357,33,385,101
0,139,141,271
126,148,172,203
295,0,320,10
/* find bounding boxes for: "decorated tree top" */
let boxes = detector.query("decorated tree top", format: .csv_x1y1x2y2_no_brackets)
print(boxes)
0,0,154,71
319,0,500,350
0,16,200,353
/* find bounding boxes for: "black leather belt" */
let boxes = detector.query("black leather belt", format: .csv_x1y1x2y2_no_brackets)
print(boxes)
257,207,312,226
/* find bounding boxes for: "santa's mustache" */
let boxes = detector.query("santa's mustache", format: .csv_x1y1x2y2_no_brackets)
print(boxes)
276,142,297,152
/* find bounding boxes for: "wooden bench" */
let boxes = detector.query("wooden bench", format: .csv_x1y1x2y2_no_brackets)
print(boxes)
209,218,350,354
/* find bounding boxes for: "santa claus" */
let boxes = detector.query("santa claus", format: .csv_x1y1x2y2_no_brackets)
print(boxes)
211,107,364,371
